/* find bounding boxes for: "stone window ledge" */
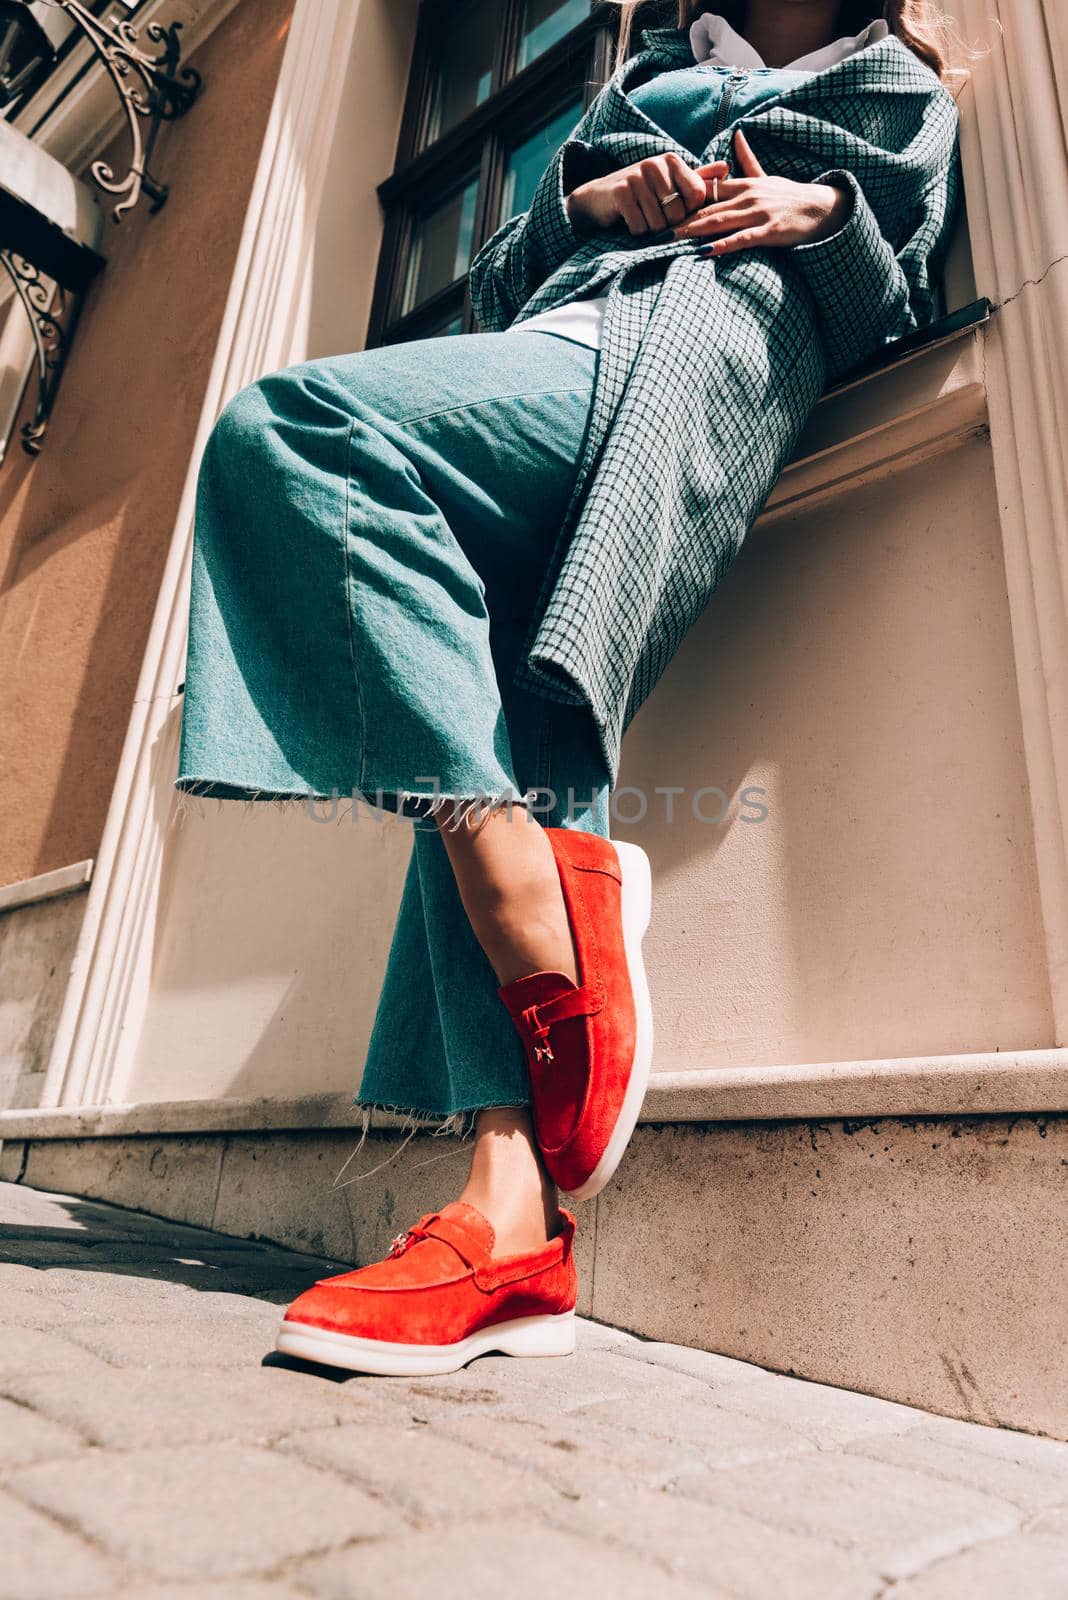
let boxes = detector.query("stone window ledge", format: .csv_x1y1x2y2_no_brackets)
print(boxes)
765,300,991,527
0,860,93,916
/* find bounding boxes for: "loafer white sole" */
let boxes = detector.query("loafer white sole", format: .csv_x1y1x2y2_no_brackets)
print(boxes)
275,1308,576,1377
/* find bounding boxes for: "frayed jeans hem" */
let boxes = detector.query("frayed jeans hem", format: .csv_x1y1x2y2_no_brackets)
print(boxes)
172,777,540,828
350,1097,532,1143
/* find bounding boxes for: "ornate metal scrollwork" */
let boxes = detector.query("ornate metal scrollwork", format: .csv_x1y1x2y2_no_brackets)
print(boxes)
0,248,81,453
36,0,202,220
0,6,203,457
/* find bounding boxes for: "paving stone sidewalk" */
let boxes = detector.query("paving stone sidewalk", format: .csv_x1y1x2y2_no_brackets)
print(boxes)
1,1180,1067,1600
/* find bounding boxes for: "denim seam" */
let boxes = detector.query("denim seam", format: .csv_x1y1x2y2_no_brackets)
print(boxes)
342,418,368,793
398,384,594,431
537,699,554,817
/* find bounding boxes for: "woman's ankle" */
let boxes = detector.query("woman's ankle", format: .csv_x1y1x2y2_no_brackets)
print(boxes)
457,1106,559,1257
457,1183,559,1257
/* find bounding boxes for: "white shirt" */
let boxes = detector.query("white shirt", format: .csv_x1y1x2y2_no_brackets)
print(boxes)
688,11,887,74
514,11,887,350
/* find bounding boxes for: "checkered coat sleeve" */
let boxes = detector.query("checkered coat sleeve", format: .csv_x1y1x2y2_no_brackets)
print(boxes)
468,27,962,781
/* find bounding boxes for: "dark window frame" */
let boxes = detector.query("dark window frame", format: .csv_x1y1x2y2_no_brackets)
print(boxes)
366,0,619,347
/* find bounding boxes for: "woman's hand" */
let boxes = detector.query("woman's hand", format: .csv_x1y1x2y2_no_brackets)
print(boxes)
670,129,852,255
565,152,730,237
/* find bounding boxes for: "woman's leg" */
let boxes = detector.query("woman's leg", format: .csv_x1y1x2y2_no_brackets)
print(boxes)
342,332,610,1255
330,326,614,1252
447,677,613,1253
436,802,578,985
456,1107,558,1255
181,328,606,1251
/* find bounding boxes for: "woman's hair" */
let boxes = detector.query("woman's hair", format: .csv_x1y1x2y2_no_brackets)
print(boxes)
607,2,956,80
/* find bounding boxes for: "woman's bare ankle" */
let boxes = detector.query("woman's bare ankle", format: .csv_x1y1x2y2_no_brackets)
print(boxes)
456,1106,559,1258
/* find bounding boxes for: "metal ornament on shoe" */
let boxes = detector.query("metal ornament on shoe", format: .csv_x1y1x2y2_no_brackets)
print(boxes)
522,1006,555,1064
517,979,607,1066
387,1211,438,1258
385,1210,488,1271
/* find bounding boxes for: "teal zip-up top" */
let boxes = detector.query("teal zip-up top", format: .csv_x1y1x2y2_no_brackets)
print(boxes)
631,62,815,155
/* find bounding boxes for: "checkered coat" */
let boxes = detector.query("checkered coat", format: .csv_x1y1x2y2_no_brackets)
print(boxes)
468,24,962,778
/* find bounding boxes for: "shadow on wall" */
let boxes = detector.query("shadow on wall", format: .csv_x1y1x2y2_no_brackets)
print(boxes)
117,694,412,1108
618,431,1053,1071
0,0,296,889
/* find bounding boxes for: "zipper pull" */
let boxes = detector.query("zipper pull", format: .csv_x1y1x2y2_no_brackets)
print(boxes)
713,67,751,139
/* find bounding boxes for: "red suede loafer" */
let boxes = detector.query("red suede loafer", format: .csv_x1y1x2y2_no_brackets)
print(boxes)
275,1201,577,1376
497,829,653,1201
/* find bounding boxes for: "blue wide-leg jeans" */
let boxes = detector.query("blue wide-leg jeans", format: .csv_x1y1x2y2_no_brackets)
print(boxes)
176,329,610,1122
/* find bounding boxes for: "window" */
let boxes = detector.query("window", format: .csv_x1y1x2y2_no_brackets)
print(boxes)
0,2,145,126
368,0,618,345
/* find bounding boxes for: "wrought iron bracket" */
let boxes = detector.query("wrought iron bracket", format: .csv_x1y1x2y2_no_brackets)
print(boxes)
0,248,83,453
36,0,203,220
0,5,202,456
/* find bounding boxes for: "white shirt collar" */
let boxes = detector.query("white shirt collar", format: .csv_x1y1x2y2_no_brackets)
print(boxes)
688,10,889,73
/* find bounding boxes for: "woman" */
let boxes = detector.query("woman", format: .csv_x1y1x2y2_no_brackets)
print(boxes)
176,0,961,1375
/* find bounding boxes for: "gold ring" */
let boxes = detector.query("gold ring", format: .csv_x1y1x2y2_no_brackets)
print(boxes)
660,189,682,206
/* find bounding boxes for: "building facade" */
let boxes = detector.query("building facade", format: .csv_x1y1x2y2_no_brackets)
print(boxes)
1,0,1066,1436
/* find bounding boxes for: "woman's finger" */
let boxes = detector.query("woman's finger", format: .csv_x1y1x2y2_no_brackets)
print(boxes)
665,152,712,212
675,178,753,221
699,222,776,256
671,189,758,237
733,127,766,177
675,207,753,240
708,177,752,200
631,173,670,231
647,156,690,223
617,189,649,235
658,190,689,225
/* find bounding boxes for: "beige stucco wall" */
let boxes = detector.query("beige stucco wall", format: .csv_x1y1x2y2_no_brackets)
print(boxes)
620,431,1053,1068
0,0,295,891
133,796,410,1104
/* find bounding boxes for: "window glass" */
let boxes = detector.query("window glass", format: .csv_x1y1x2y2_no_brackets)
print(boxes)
0,5,57,108
501,98,583,222
373,0,608,347
401,175,480,314
516,0,590,71
424,0,499,144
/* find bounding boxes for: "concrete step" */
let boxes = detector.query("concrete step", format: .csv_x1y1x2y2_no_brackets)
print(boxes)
2,1089,1065,1440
